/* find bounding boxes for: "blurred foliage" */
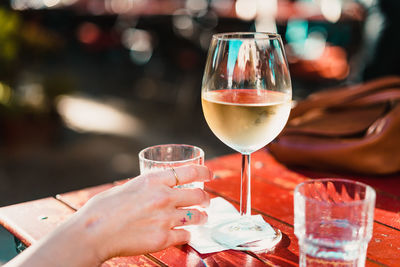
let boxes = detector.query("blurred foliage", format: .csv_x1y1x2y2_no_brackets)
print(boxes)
0,7,64,73
0,8,21,68
0,7,69,117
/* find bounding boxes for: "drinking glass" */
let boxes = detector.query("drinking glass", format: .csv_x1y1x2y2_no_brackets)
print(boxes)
201,32,292,251
138,144,204,189
294,179,376,266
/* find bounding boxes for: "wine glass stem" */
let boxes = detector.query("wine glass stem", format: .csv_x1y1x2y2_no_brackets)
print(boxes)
240,153,252,217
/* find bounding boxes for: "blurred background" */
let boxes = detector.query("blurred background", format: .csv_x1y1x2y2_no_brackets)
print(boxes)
0,0,397,263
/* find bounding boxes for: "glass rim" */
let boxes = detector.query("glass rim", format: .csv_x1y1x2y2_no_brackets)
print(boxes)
212,32,281,41
138,144,204,164
294,178,376,206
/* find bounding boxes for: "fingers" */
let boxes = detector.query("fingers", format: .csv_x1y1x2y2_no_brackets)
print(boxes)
174,188,210,208
173,209,208,228
173,165,212,186
146,165,213,187
167,208,207,246
163,207,208,248
169,229,190,246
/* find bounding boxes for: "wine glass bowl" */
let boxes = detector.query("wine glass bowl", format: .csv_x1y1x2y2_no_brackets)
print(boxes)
201,32,292,252
202,32,291,154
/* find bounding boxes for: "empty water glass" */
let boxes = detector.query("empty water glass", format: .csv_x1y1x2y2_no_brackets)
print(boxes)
138,144,204,189
294,179,376,266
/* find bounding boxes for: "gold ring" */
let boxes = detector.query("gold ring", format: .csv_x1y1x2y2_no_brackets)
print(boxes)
171,167,179,186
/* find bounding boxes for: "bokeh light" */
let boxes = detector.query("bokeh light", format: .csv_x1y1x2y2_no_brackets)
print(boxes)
77,22,101,45
286,19,308,57
56,95,144,137
122,28,153,65
17,83,46,110
0,83,12,105
42,0,60,8
106,0,134,14
302,30,327,60
320,0,342,23
235,0,257,21
172,9,194,38
255,0,277,32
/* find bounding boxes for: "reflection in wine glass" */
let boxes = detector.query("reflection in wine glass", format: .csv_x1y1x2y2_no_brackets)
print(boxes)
201,32,292,252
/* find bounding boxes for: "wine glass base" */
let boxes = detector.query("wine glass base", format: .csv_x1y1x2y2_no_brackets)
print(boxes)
231,228,282,252
211,216,282,253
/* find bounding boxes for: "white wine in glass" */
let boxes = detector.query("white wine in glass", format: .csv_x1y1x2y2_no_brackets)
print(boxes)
201,32,292,252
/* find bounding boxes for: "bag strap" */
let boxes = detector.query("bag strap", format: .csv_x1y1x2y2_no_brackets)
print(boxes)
284,85,400,137
292,76,400,117
337,88,400,107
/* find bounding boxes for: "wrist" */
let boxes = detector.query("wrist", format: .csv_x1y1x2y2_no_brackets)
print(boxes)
68,208,107,266
35,208,105,267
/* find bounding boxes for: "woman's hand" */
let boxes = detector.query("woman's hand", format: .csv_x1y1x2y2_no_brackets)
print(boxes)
76,164,212,263
5,164,213,267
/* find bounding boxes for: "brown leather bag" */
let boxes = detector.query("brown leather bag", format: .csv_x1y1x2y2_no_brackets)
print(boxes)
268,76,400,175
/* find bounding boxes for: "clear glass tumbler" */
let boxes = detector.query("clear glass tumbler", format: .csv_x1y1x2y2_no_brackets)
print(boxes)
294,179,376,267
138,144,205,189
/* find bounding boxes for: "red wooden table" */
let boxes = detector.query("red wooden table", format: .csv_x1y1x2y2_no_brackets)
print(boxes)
0,150,399,266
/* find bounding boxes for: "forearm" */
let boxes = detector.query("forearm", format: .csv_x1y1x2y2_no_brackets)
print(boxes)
4,211,102,267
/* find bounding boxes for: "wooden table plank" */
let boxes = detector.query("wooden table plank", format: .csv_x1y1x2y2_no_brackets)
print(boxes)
149,245,269,267
0,197,74,246
101,256,160,267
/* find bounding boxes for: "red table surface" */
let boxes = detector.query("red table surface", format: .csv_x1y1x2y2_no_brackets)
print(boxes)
0,150,399,267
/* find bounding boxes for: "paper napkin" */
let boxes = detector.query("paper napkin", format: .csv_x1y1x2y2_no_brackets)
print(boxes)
186,197,277,254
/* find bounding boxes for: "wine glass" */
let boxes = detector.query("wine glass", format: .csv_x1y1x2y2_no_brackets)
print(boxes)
201,32,292,252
